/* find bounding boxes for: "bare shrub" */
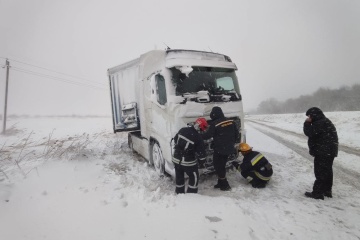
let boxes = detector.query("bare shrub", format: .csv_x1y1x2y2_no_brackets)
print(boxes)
104,137,126,155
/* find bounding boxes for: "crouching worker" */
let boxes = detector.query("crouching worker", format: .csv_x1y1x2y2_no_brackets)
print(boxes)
172,118,208,194
232,143,273,188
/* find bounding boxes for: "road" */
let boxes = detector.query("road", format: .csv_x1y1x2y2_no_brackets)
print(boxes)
246,119,360,191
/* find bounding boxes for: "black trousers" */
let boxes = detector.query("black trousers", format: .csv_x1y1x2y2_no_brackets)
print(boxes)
213,151,229,179
175,164,199,194
313,155,335,194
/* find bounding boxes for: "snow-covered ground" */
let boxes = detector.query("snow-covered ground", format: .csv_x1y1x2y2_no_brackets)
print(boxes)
1,112,360,240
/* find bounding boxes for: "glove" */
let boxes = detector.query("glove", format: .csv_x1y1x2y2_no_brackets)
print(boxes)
198,159,206,169
231,161,241,170
234,143,240,151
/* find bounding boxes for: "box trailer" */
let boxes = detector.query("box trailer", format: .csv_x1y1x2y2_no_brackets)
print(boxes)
107,49,245,177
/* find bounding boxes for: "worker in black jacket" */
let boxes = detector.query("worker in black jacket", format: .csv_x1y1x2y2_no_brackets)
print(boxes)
232,143,273,188
172,118,208,194
303,107,338,200
202,106,239,191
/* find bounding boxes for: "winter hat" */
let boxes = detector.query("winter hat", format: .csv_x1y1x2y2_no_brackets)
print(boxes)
210,106,225,120
305,107,325,121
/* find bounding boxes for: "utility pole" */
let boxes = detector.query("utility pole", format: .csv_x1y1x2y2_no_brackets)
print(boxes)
2,59,10,134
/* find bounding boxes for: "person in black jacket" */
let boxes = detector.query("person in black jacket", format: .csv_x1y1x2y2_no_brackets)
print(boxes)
303,107,338,200
202,106,239,191
232,143,273,188
172,118,208,194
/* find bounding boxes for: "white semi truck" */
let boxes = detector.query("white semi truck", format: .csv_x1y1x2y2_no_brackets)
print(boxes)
107,49,245,177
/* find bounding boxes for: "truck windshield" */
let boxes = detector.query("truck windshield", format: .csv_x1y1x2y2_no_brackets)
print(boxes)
170,67,241,102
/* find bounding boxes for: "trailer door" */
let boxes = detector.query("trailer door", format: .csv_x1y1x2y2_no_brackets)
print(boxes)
109,68,140,132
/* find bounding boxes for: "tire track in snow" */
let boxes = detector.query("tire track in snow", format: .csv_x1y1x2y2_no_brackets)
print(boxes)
247,119,360,157
246,120,360,191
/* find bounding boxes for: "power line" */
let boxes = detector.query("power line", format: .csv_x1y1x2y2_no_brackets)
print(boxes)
12,66,107,90
12,66,107,91
1,57,107,90
0,56,106,87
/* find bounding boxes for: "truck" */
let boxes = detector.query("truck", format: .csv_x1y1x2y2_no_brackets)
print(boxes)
107,49,245,177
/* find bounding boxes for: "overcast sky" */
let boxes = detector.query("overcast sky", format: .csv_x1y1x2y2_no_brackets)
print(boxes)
0,0,359,115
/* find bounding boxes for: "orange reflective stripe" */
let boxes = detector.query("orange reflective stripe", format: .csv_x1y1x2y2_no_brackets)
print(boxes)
215,120,234,127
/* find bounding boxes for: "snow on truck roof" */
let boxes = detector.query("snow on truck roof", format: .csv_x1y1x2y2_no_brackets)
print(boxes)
166,49,233,62
107,49,237,75
166,49,237,70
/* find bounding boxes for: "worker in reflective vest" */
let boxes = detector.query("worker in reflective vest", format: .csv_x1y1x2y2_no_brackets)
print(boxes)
172,118,207,194
201,106,240,191
232,143,273,188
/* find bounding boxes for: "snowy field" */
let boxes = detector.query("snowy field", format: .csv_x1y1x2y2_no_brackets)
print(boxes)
1,112,360,240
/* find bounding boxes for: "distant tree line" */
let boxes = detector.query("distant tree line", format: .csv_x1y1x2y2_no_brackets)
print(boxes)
256,84,360,114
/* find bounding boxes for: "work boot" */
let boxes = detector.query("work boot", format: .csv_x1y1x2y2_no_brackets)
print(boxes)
220,179,231,191
175,186,185,194
220,185,231,191
252,182,266,188
324,191,333,198
305,191,324,200
214,179,221,189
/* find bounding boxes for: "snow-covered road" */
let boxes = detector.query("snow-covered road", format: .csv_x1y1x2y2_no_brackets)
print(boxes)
246,119,360,192
248,119,360,157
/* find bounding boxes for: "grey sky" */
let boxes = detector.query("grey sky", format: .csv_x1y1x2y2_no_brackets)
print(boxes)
0,0,359,115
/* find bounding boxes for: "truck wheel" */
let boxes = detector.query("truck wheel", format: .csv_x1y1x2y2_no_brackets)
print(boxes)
151,142,165,177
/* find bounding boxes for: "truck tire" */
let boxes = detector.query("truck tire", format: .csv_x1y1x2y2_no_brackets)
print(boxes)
151,142,165,177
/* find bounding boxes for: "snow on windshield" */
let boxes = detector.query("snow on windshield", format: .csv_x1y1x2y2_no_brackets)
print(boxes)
170,67,241,102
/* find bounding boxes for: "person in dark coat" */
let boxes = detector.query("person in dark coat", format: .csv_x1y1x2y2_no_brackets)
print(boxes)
172,118,208,194
202,106,239,191
303,107,338,200
232,143,273,188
